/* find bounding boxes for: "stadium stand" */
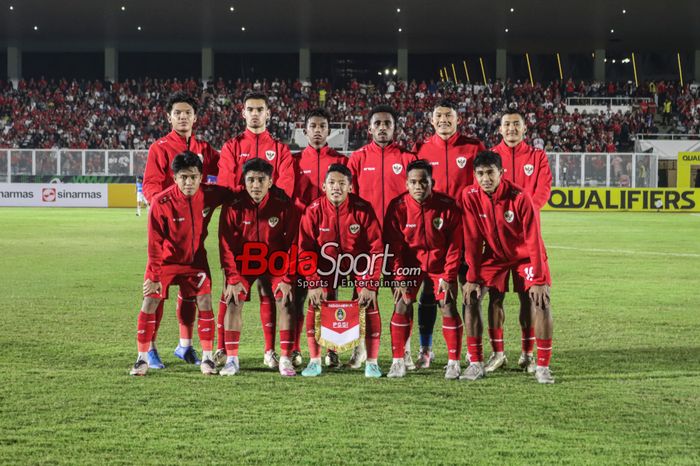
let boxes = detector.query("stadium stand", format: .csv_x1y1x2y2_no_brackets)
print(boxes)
0,77,697,152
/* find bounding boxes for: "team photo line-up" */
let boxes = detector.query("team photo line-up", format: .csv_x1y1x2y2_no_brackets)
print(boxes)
130,90,554,384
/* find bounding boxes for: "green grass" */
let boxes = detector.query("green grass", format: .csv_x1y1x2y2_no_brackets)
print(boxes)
1,208,699,465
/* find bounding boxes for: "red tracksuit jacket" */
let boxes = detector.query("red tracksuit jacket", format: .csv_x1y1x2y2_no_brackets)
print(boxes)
298,193,384,289
491,140,552,210
413,132,486,200
459,179,548,285
218,129,294,197
218,189,300,285
346,141,414,228
143,130,220,203
293,145,348,207
146,183,231,282
383,192,462,282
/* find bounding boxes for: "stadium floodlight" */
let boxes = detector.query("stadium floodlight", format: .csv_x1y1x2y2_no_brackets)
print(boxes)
396,8,401,13
505,28,509,32
398,28,402,32
137,26,142,31
510,7,515,12
622,9,627,14
385,69,390,75
121,6,126,11
241,26,246,31
610,29,615,33
33,25,38,31
392,69,397,75
230,6,235,11
10,5,14,10
612,59,616,63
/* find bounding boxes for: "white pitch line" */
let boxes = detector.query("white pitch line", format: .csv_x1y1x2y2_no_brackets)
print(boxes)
548,245,700,258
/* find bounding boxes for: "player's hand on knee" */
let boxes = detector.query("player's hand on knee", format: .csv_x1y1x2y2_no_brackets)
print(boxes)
143,279,161,297
463,282,481,307
438,279,456,305
528,285,549,309
308,287,324,307
393,286,409,305
225,283,246,306
274,281,292,303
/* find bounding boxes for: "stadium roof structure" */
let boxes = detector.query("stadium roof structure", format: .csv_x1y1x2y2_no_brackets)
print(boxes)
1,0,699,53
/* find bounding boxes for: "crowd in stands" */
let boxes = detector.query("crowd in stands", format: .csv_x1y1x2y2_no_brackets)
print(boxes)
0,76,697,153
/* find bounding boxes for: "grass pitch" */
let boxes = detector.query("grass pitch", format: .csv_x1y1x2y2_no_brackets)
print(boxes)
0,208,699,465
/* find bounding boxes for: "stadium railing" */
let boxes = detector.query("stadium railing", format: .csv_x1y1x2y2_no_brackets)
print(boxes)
0,148,658,189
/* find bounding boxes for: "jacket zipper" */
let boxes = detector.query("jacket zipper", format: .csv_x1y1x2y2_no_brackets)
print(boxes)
316,147,321,200
420,201,431,272
187,196,195,263
511,146,516,184
381,146,385,221
444,139,449,196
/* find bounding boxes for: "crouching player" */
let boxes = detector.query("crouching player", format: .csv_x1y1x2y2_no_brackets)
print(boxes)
218,159,300,377
459,151,554,383
384,160,464,379
298,164,384,378
129,151,231,376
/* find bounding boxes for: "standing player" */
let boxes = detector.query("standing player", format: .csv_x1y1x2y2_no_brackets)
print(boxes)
136,176,146,216
142,92,220,369
384,160,463,379
411,100,486,368
486,109,553,373
129,152,230,376
459,151,554,384
346,105,414,369
298,164,384,378
216,92,295,368
218,159,299,377
291,108,348,366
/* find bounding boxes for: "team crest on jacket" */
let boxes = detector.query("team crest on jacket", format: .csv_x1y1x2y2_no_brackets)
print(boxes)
202,207,211,217
392,163,403,175
265,150,276,161
524,164,534,176
268,216,279,227
504,210,514,223
432,217,444,230
349,224,360,234
456,156,467,169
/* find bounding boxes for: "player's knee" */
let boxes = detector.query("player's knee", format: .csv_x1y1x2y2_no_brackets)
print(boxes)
489,290,505,308
142,297,160,313
196,294,212,311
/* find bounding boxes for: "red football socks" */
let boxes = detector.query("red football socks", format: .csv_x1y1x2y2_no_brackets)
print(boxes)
365,308,381,359
442,316,463,361
177,295,197,339
260,296,275,352
279,329,293,357
151,300,164,343
306,305,320,358
390,313,411,358
488,328,504,353
522,328,536,354
466,336,483,363
536,338,552,367
224,330,240,356
217,295,227,351
137,311,156,353
197,310,215,351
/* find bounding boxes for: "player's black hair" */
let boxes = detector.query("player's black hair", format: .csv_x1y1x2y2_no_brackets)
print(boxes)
406,159,433,178
304,107,333,126
242,158,274,178
325,163,353,183
243,92,269,106
166,91,199,114
501,108,525,122
368,104,397,125
433,99,458,112
171,151,203,174
473,151,503,170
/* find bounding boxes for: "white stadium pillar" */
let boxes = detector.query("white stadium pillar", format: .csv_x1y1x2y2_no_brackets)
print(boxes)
496,48,507,81
202,47,214,86
398,48,408,81
594,48,606,82
7,46,21,87
105,46,118,83
299,47,311,81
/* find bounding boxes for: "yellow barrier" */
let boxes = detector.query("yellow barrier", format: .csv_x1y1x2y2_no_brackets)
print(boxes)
542,188,700,212
108,184,136,207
